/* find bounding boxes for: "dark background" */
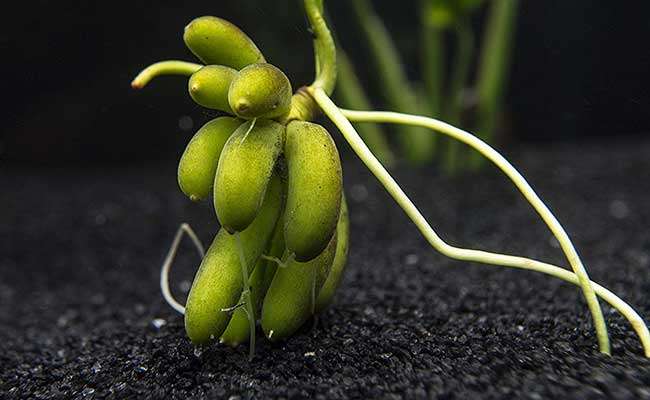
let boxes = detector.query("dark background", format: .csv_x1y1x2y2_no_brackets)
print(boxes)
2,0,649,165
3,3,650,397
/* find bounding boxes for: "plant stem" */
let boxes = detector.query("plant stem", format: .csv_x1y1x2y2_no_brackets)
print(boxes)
350,0,436,165
443,18,474,175
470,0,519,169
235,232,256,361
420,0,444,118
309,89,613,355
335,49,395,166
304,0,337,95
131,60,203,89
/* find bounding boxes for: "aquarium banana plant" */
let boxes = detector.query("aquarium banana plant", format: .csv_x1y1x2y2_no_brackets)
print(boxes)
132,0,649,359
338,0,519,173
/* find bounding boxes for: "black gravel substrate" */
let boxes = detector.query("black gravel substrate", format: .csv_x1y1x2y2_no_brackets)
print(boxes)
2,137,650,399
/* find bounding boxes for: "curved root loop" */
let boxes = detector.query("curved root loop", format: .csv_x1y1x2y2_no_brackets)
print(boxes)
160,223,205,315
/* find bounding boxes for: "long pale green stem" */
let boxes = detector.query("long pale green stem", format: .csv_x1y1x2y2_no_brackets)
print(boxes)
309,88,614,355
351,0,436,165
304,0,337,95
470,0,519,169
341,107,611,354
131,60,203,89
335,49,395,166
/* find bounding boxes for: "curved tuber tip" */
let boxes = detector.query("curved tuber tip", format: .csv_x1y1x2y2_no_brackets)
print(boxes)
131,77,144,90
131,60,203,92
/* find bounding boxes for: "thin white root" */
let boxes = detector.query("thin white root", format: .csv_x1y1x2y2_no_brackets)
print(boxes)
309,87,650,357
263,252,296,269
221,302,247,313
160,223,205,315
261,254,289,268
240,118,257,145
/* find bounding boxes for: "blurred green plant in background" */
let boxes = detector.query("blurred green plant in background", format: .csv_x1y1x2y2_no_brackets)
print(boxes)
335,0,519,173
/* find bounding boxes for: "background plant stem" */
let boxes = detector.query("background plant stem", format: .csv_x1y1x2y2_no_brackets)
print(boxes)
470,0,519,169
420,1,444,118
350,0,436,166
335,49,395,166
443,18,474,175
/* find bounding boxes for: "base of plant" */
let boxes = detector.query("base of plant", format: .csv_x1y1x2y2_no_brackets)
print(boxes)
140,0,648,360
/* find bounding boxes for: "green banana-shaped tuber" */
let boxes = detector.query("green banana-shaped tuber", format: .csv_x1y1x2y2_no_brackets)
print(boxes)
228,63,293,120
220,213,285,346
214,119,284,233
177,117,242,201
315,195,350,313
183,16,266,69
188,65,237,113
261,233,338,341
184,174,283,345
284,121,343,261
